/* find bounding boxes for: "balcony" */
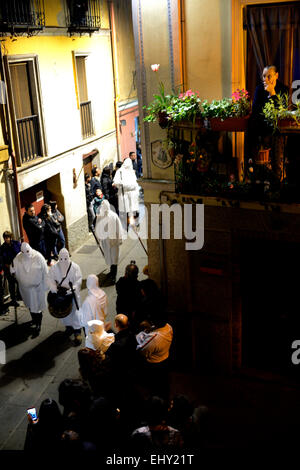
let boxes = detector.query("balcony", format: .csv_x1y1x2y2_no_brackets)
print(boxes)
17,115,42,164
66,0,101,33
0,0,45,33
80,101,94,139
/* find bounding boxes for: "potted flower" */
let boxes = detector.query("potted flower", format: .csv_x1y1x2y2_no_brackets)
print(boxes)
202,89,251,131
262,94,300,131
143,64,173,128
144,65,202,128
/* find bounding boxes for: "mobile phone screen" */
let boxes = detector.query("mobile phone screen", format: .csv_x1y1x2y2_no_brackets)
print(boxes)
27,407,37,421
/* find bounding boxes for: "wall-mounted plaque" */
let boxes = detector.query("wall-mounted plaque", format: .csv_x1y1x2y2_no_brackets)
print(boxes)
151,140,173,169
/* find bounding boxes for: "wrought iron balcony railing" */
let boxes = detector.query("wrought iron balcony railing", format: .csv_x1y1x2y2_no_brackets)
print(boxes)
66,0,101,32
80,101,94,139
17,115,42,164
0,0,45,32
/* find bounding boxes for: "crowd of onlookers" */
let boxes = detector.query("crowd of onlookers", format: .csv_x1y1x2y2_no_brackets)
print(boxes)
24,261,208,453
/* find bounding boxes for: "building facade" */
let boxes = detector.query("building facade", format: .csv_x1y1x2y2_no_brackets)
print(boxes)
0,0,118,251
132,0,300,373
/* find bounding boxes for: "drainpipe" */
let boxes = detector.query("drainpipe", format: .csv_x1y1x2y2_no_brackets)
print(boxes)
178,0,187,91
0,44,23,240
108,0,121,161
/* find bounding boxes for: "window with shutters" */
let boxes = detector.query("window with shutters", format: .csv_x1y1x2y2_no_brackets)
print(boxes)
5,57,46,165
75,55,94,139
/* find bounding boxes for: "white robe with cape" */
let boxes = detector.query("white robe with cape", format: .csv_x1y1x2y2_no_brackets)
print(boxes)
113,158,139,214
80,274,108,330
11,244,48,313
47,251,82,330
95,200,124,266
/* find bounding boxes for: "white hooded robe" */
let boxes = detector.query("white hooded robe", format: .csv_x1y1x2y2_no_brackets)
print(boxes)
113,158,139,214
47,248,82,330
11,242,48,313
80,274,108,331
95,200,123,266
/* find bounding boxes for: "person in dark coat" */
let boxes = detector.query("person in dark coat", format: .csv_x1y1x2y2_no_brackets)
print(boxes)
0,251,8,315
49,201,65,253
0,231,21,307
85,173,94,231
90,166,102,196
38,204,60,265
24,398,64,452
100,166,118,213
115,261,142,321
129,152,138,178
22,203,46,257
248,65,289,178
112,161,122,180
106,314,138,371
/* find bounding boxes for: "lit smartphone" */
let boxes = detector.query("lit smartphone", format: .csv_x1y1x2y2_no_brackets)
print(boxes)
27,407,38,422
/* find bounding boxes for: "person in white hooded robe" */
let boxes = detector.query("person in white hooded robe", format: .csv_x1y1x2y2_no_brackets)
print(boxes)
11,242,48,336
47,248,83,345
113,157,139,230
80,274,108,335
95,199,124,283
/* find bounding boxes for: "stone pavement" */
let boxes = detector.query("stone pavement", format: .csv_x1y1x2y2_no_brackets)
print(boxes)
0,227,147,450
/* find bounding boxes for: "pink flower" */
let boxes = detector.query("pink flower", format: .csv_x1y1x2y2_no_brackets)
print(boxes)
151,64,160,72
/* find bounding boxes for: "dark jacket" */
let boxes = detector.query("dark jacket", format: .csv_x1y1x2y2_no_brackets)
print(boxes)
116,277,142,320
90,177,102,196
22,212,45,246
250,81,289,134
39,213,60,244
0,240,21,267
101,174,118,210
51,209,64,229
106,328,137,367
85,183,93,208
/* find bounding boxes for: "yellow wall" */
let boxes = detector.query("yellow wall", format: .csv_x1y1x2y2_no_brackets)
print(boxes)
1,34,115,158
185,0,232,100
113,0,137,104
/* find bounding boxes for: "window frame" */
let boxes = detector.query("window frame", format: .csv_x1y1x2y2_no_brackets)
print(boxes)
4,54,47,166
73,51,95,140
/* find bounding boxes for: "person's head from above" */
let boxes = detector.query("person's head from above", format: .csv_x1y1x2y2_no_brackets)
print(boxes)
92,166,101,177
116,161,122,169
129,151,136,160
38,398,62,426
122,157,133,170
125,260,139,280
95,188,103,198
49,200,57,212
99,199,110,217
25,203,35,217
59,248,70,264
21,242,32,258
3,230,13,244
262,65,278,91
146,396,168,426
115,314,129,331
85,173,91,184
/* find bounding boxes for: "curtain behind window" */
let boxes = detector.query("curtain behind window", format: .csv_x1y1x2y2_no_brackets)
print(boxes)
244,2,300,100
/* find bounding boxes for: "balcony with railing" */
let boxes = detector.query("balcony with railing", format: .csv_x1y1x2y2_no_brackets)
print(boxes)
80,101,94,139
0,0,45,32
17,115,42,164
66,0,101,33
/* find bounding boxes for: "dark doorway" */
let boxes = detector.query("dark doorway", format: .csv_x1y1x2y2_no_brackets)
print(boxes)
241,238,300,374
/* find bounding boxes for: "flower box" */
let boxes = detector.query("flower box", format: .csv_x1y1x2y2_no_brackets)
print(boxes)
277,118,300,129
172,118,203,129
209,115,250,132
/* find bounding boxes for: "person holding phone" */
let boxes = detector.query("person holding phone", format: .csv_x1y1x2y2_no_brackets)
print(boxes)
24,399,63,451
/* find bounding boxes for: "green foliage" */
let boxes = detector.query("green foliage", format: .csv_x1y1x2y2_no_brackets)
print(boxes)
262,93,300,130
